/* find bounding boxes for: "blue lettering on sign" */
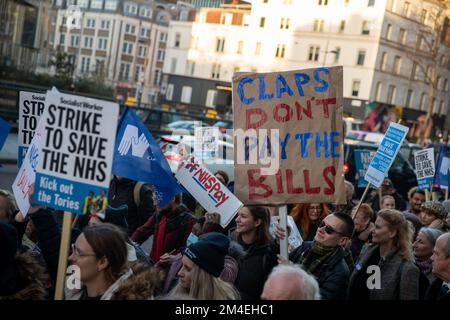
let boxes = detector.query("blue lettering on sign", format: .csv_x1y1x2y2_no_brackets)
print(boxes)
279,133,291,160
237,77,255,105
294,73,310,96
275,74,294,98
295,132,313,159
313,68,330,93
258,76,274,100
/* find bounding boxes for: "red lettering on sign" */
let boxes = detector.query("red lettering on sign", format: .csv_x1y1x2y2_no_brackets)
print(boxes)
295,100,313,120
304,170,320,194
246,108,268,129
286,169,304,194
248,169,273,200
323,166,337,195
273,103,293,123
315,98,336,119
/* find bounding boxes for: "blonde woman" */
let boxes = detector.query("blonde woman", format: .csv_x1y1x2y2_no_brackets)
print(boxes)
348,209,420,300
169,232,240,300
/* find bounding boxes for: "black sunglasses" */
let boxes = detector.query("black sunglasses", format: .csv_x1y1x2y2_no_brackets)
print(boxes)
318,221,346,236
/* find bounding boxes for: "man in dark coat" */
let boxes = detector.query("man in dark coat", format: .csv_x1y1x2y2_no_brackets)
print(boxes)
108,176,155,235
425,233,450,301
277,212,355,300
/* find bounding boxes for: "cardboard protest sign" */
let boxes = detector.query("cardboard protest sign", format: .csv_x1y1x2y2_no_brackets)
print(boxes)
414,148,435,190
232,67,345,205
175,156,243,227
269,215,303,252
32,90,119,214
194,127,219,161
354,150,375,187
0,116,11,151
18,91,46,167
12,110,46,217
365,122,409,188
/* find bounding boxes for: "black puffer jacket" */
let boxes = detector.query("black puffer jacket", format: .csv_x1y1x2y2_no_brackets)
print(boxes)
234,240,278,300
108,177,154,235
289,241,350,300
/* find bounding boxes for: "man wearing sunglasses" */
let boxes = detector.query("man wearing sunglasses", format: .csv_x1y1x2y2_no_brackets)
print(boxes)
275,212,354,300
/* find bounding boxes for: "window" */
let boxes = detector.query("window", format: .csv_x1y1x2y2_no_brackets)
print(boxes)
380,52,387,71
104,0,118,10
153,69,161,86
318,0,328,5
308,46,320,61
393,56,401,74
405,89,413,108
78,0,89,8
255,42,261,56
160,32,167,42
70,35,79,47
59,34,65,45
344,0,350,6
211,63,221,79
186,60,195,76
283,0,292,4
84,36,93,48
125,24,136,34
386,0,396,11
205,90,217,108
280,17,290,29
352,80,360,97
387,85,396,104
122,42,133,54
260,17,266,27
100,20,110,29
420,93,427,110
420,9,427,24
157,50,165,61
399,28,406,44
181,86,192,103
237,41,244,54
386,24,392,40
216,38,225,52
140,6,151,18
368,0,375,7
138,45,146,57
426,66,432,83
334,47,340,62
190,36,199,49
263,0,268,3
357,50,366,66
90,0,103,9
439,100,445,114
86,19,96,28
134,65,144,82
339,20,346,32
444,78,448,92
403,2,411,17
375,82,382,101
437,77,442,90
98,38,107,50
166,84,174,100
313,19,324,32
81,57,91,74
125,3,138,15
174,33,181,47
140,28,149,38
275,44,286,58
362,21,370,35
411,62,420,80
170,58,177,73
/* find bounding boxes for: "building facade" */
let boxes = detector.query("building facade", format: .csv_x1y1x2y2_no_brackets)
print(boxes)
162,0,450,133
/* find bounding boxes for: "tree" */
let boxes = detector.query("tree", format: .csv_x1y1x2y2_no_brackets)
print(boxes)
49,52,75,85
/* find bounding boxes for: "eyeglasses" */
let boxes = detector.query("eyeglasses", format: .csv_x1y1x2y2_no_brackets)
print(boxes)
71,244,97,258
309,206,322,212
318,221,346,236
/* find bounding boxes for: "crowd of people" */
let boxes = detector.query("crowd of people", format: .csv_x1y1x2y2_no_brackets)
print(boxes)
0,175,449,301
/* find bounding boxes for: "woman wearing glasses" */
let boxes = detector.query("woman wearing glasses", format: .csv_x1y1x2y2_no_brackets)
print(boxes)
348,209,421,300
290,203,330,241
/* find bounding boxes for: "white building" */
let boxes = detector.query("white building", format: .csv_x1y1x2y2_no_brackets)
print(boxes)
162,0,450,131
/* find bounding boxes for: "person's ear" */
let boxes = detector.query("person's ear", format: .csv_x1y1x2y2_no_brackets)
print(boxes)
97,256,109,272
254,218,262,228
388,229,397,240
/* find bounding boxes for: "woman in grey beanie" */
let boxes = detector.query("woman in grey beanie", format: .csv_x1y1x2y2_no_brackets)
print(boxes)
413,227,444,283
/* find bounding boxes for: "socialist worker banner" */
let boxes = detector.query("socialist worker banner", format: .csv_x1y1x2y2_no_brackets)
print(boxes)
232,66,346,205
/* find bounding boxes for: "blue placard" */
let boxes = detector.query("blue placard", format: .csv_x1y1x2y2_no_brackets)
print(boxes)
354,150,375,187
434,146,450,190
365,122,409,188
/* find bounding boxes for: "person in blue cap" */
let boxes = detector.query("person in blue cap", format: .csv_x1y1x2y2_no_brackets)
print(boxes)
168,232,240,300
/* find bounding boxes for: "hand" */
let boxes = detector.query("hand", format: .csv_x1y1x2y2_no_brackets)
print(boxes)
157,253,176,266
205,213,220,225
274,223,291,244
15,211,26,223
277,254,292,265
27,184,43,215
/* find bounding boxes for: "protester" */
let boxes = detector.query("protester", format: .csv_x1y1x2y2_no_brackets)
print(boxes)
168,232,240,300
82,191,95,215
367,178,406,212
348,209,421,300
131,194,196,264
232,206,278,300
88,205,150,265
420,201,447,231
334,180,356,215
290,203,330,241
276,212,355,300
446,212,450,231
108,176,155,235
261,264,321,300
381,195,396,210
194,170,230,218
0,222,49,300
0,189,18,223
66,223,163,300
350,203,374,261
413,227,444,283
425,233,450,301
403,187,425,234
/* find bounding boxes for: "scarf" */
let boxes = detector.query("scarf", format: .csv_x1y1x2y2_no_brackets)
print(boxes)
301,242,339,274
415,257,433,275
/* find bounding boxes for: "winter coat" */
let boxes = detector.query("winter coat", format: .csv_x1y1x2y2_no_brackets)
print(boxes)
131,205,196,263
108,177,155,235
425,278,450,301
289,241,350,300
0,253,49,300
234,239,278,300
65,265,164,300
350,222,374,261
348,243,420,300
